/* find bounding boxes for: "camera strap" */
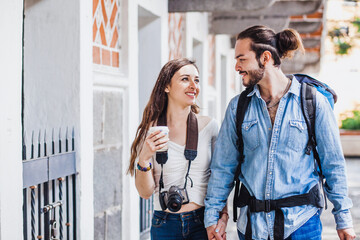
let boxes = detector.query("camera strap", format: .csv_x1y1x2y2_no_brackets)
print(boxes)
156,110,198,192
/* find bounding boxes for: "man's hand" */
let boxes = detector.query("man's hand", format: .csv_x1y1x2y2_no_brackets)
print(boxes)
206,216,228,240
206,222,227,240
337,228,356,240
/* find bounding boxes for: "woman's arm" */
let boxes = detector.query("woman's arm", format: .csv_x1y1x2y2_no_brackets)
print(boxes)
135,157,156,199
135,130,168,199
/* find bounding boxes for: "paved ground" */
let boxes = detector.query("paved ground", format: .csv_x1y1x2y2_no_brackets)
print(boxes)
225,158,360,240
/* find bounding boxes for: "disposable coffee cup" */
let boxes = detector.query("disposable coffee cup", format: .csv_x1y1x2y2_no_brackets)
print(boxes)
148,126,169,152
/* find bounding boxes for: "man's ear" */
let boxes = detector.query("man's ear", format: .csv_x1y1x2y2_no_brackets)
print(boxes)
262,50,272,65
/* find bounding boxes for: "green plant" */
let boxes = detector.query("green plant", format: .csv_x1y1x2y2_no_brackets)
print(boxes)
352,17,360,33
336,41,352,55
328,26,354,55
341,108,360,130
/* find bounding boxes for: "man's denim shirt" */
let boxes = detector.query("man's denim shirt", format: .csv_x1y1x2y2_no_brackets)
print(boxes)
204,77,353,239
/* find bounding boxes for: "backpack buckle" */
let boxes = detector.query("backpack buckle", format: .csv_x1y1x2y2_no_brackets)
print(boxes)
249,199,272,212
264,200,271,212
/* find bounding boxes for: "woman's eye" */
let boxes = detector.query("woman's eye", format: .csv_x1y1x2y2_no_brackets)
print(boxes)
182,77,188,81
195,79,200,83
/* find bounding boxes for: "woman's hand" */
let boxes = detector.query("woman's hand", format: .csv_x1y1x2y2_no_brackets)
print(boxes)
138,130,169,164
206,224,223,240
206,213,228,240
217,211,229,240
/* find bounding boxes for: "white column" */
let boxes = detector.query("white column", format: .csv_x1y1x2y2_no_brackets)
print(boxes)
122,0,140,239
79,0,94,238
0,0,23,239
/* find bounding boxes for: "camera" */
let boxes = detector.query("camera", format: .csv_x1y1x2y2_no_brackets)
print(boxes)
159,186,189,212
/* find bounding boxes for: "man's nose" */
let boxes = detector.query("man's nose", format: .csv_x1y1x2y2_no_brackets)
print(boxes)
235,62,241,72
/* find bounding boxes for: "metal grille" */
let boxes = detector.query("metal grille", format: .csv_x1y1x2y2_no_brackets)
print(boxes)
140,196,153,238
22,128,77,240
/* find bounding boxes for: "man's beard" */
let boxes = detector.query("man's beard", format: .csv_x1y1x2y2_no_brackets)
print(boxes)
241,63,265,88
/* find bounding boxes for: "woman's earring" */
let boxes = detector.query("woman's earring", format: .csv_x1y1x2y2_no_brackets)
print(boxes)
165,89,169,93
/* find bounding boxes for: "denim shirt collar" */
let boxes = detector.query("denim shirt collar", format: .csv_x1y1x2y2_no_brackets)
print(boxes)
247,74,300,99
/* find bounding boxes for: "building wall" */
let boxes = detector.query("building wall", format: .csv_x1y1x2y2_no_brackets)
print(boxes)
215,35,238,121
23,0,81,136
0,0,236,239
92,0,125,238
92,0,168,239
0,1,23,239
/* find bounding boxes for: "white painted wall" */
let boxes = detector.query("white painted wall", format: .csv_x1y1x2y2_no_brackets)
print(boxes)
23,0,80,137
138,0,169,64
215,35,234,120
185,12,211,117
121,0,140,239
0,0,23,239
138,8,162,118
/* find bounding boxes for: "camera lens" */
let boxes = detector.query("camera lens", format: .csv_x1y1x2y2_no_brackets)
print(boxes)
167,194,182,212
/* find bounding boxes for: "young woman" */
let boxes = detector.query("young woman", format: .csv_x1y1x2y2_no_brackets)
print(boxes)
128,58,228,240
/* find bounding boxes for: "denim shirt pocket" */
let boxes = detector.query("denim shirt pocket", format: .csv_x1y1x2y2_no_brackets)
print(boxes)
287,120,308,152
242,119,260,151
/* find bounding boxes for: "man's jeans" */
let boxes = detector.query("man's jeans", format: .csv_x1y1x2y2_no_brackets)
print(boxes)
150,207,208,240
237,211,322,240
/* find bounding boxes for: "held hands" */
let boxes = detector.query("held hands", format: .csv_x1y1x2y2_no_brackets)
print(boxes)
138,130,169,163
206,214,229,240
337,228,356,240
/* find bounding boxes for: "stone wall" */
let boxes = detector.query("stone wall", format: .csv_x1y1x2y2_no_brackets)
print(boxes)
93,90,123,239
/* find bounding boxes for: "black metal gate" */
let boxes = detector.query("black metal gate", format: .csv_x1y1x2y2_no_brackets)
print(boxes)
22,128,77,240
140,196,153,239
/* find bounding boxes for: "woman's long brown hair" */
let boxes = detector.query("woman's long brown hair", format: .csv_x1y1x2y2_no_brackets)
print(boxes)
127,58,199,176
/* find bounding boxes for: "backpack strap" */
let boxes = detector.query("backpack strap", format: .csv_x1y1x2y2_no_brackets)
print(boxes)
233,86,253,222
300,82,328,209
301,83,317,156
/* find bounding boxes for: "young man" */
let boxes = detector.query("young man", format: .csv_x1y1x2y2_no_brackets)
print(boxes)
204,25,356,240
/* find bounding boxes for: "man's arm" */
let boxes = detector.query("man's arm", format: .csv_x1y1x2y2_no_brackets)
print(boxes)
207,205,229,240
204,96,241,229
314,92,355,236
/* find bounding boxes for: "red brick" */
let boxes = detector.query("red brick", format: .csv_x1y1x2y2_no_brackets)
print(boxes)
101,0,108,25
100,23,107,46
93,20,98,42
305,46,321,52
93,0,99,17
110,3,118,28
307,12,323,19
110,28,118,48
102,49,111,66
309,26,323,37
93,46,100,64
112,51,119,67
291,15,305,20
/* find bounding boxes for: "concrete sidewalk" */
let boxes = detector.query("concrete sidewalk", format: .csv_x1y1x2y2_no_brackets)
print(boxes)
225,158,360,240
